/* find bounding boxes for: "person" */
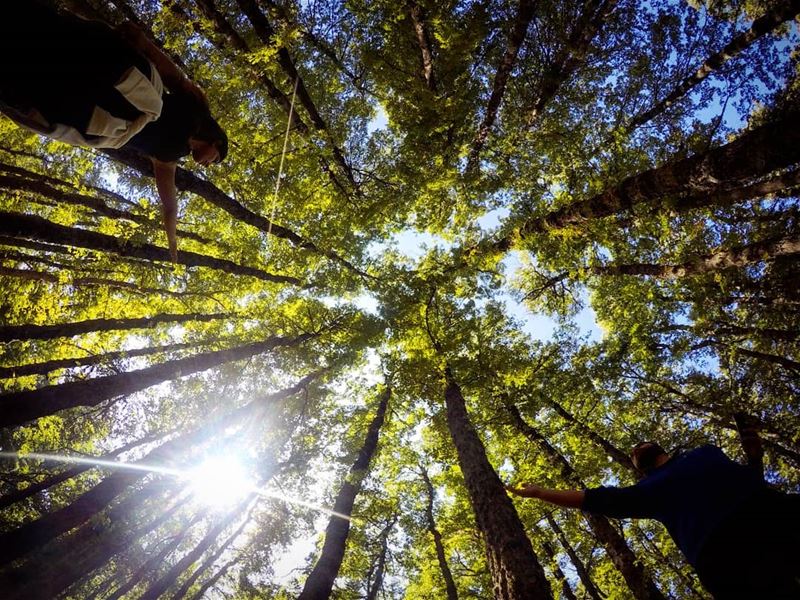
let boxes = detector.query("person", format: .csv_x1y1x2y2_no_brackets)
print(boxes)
506,439,800,599
0,1,228,260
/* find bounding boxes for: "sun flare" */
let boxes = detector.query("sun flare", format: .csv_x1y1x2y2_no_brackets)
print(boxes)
186,456,253,508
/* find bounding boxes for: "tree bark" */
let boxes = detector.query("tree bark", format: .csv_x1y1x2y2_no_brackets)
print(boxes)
444,370,552,599
628,0,800,131
421,466,459,600
496,108,800,243
0,371,321,567
0,480,181,600
541,539,578,600
546,397,636,473
467,0,536,171
0,210,301,285
527,0,617,125
507,404,665,600
545,513,604,600
591,233,800,280
298,385,391,600
0,332,315,428
365,515,396,600
408,1,437,91
0,312,224,343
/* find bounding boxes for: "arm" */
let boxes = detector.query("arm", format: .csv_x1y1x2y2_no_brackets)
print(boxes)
506,484,585,509
117,22,207,107
151,159,179,262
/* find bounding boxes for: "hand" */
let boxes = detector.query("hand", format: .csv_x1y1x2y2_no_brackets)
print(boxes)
505,483,544,498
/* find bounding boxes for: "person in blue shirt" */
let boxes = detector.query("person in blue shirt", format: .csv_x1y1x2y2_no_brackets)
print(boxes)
507,440,800,599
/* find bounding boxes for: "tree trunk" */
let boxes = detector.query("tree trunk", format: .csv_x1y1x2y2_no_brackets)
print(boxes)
0,333,314,428
0,480,181,600
545,514,604,600
527,0,617,125
507,404,665,600
0,312,224,343
188,557,237,600
0,210,301,285
298,385,391,600
365,515,396,600
139,502,250,600
498,108,800,241
467,0,536,171
541,539,578,600
0,371,320,566
408,1,437,91
0,340,200,379
444,371,552,599
628,0,800,131
591,234,800,280
421,466,459,600
546,398,636,473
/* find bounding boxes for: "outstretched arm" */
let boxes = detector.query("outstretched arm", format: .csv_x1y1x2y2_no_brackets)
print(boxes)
117,22,207,107
506,483,585,509
152,159,179,262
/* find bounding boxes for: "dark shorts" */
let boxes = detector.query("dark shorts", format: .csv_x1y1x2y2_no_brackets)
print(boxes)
695,489,800,599
0,1,150,134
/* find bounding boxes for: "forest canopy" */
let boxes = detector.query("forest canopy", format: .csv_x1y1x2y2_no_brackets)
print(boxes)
1,0,799,598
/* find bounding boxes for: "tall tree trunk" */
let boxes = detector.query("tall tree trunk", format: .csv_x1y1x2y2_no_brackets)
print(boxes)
421,466,459,600
541,539,578,600
0,210,300,285
545,514,604,600
467,0,536,170
494,108,800,243
0,333,314,427
0,371,320,566
139,501,250,600
170,506,253,600
507,404,666,600
0,340,201,379
628,0,800,131
527,0,617,125
632,524,706,600
0,312,224,343
444,370,552,599
365,515,396,600
591,234,800,280
188,557,237,600
546,398,636,473
298,385,391,600
408,1,437,91
107,514,203,600
0,481,181,600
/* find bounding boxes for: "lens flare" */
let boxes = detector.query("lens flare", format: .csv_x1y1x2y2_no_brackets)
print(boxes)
185,456,253,508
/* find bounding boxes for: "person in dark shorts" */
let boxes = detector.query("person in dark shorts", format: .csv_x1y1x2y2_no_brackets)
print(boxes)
0,1,228,260
506,440,800,598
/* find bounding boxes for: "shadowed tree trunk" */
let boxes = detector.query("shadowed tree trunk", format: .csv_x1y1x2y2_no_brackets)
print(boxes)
170,506,254,600
0,371,321,566
0,332,315,428
0,340,201,379
495,108,800,244
139,501,251,600
628,0,800,131
365,515,396,600
507,404,666,600
188,557,238,600
298,385,391,600
545,513,604,600
541,539,578,600
408,1,437,91
420,466,459,600
527,0,617,125
107,514,203,600
444,370,552,599
0,481,182,600
0,210,300,285
0,312,224,343
467,0,536,170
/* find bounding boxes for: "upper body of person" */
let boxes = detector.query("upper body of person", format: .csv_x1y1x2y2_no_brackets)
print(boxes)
0,1,228,260
506,441,766,566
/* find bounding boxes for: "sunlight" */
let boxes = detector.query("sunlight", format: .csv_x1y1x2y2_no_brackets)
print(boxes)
186,456,253,508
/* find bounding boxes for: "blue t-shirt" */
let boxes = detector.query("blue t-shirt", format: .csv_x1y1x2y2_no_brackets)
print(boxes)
583,445,764,565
